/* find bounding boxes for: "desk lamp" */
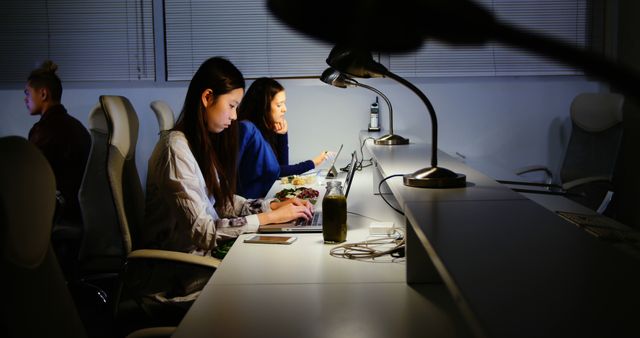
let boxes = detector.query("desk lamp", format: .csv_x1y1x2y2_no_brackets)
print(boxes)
327,46,466,188
320,67,409,145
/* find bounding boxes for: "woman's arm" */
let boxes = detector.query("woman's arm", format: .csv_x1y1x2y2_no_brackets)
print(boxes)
227,195,313,227
280,161,315,177
161,135,260,251
274,130,333,176
275,132,316,176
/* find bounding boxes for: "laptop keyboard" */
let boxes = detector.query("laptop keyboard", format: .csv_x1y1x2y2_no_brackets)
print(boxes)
295,212,322,226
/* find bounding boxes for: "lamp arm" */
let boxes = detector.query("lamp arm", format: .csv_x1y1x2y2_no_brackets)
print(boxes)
384,71,438,168
355,82,394,134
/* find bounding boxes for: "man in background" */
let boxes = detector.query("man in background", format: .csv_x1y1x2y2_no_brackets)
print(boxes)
25,60,90,272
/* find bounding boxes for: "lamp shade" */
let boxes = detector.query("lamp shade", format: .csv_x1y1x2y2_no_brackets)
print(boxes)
326,46,387,78
321,67,409,145
320,67,358,88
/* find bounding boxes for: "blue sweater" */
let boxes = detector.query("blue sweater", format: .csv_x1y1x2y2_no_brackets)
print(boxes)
237,121,280,198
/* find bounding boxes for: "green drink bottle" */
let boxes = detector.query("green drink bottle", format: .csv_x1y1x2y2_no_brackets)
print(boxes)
322,181,347,243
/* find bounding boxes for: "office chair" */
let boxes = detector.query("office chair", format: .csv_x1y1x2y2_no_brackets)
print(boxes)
498,92,624,213
0,136,175,338
0,135,86,338
149,100,175,132
75,104,127,299
97,95,220,333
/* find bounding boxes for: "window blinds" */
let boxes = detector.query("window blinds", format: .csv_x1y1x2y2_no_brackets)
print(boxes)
0,1,591,83
164,0,332,80
166,0,590,80
389,0,591,77
0,0,155,83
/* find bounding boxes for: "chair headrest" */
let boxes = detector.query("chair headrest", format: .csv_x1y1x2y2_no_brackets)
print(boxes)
88,103,108,133
570,92,624,132
0,136,56,268
100,95,140,159
150,100,176,132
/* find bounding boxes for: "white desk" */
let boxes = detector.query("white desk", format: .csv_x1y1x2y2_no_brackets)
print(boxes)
173,166,474,338
362,130,640,338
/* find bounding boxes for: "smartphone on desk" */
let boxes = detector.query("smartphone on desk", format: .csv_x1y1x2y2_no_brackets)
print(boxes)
244,235,297,245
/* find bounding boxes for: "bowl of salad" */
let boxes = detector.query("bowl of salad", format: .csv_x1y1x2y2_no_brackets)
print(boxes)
274,187,320,204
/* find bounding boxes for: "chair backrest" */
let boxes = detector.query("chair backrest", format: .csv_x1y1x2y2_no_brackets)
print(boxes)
77,103,126,267
150,100,175,132
100,95,146,254
0,136,87,338
561,92,624,184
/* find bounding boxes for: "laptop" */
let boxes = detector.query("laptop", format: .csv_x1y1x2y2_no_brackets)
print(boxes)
259,150,358,233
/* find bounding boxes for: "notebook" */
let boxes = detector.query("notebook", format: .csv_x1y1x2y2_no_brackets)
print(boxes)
258,150,358,233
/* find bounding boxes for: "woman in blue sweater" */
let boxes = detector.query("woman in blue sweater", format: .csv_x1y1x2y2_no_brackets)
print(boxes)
237,78,332,198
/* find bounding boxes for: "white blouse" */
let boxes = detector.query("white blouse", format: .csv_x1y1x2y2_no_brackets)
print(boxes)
144,131,273,256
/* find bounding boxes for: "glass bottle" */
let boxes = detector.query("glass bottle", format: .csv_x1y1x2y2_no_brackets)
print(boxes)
322,181,347,243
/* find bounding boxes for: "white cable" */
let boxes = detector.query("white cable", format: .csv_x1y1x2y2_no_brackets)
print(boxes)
330,229,405,261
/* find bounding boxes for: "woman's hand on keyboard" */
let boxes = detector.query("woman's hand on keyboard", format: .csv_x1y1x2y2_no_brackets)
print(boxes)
262,198,313,224
270,197,313,211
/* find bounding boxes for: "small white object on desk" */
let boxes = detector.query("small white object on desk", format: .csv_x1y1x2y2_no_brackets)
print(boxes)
369,221,395,235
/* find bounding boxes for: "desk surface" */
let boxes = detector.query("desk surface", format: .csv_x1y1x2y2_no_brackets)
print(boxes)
173,166,474,338
364,137,526,206
405,199,640,338
362,131,640,338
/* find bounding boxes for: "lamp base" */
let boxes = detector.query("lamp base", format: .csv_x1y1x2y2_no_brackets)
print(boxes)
374,134,410,145
403,166,466,188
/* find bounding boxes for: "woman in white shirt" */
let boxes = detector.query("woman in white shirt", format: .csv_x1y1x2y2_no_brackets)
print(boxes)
144,57,313,257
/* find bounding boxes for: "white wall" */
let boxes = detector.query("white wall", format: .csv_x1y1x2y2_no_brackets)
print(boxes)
0,76,600,186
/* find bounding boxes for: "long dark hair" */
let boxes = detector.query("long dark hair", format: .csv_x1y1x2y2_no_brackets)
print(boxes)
237,77,284,153
174,57,245,211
